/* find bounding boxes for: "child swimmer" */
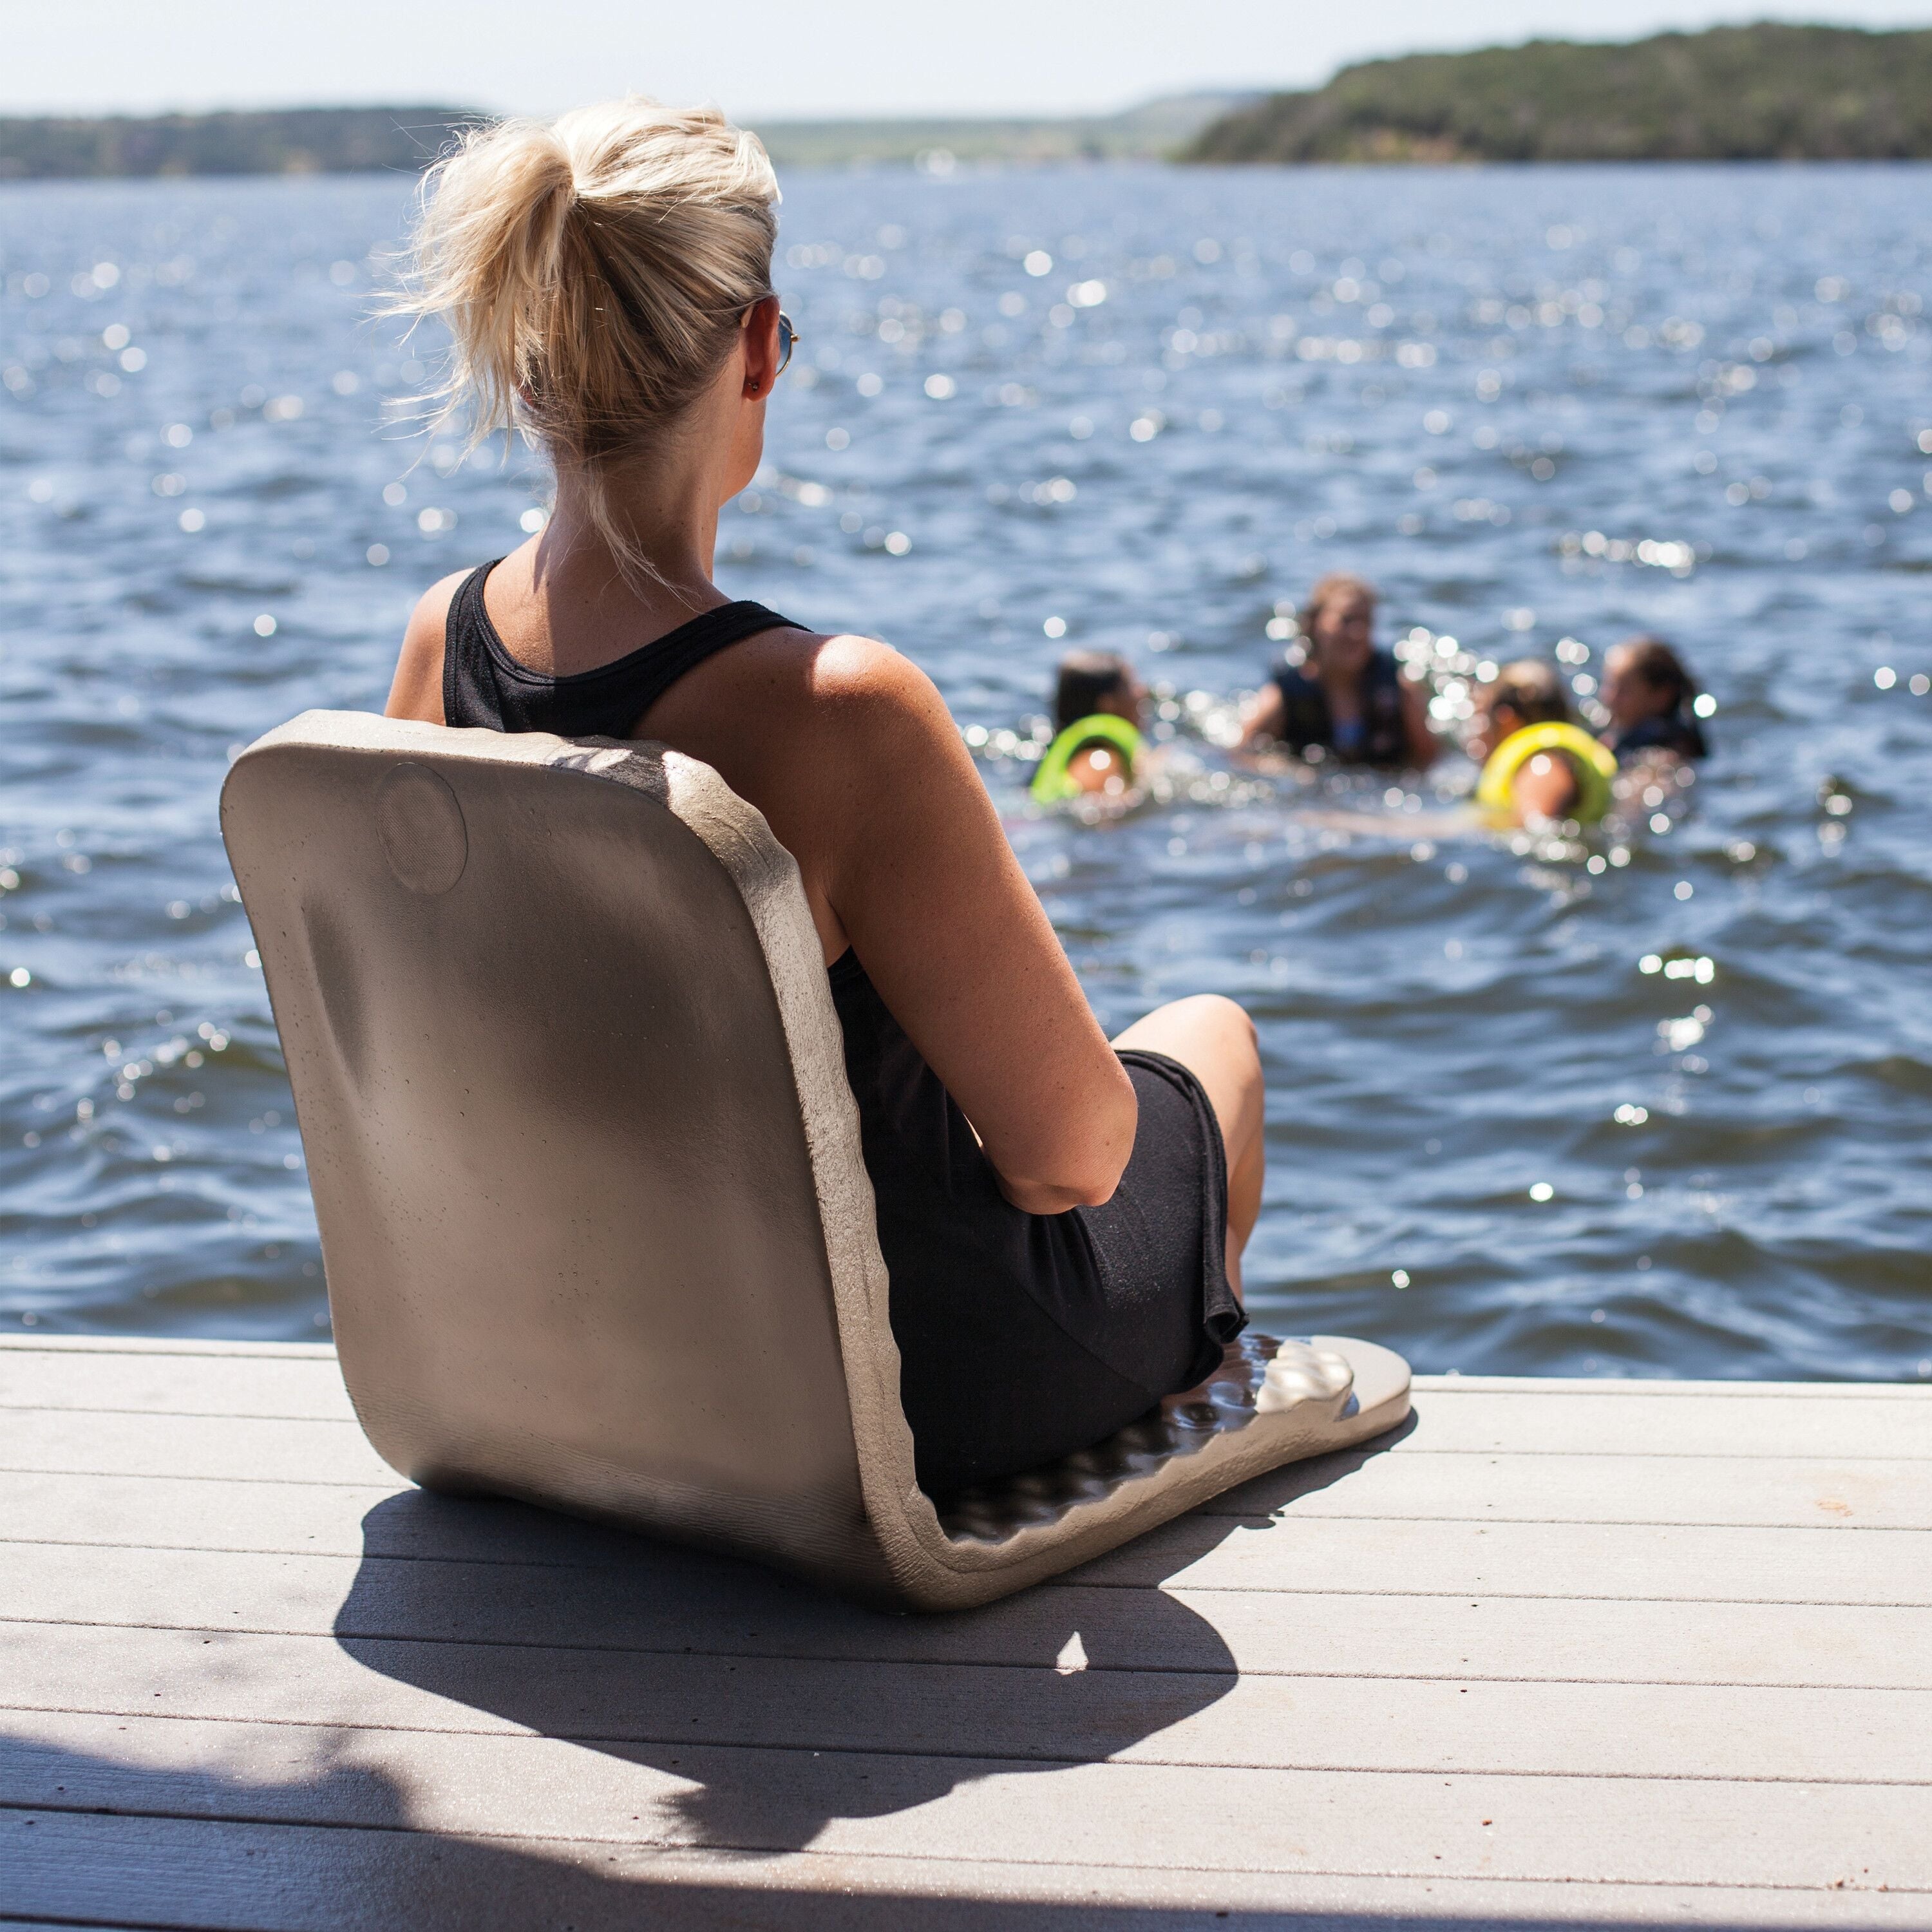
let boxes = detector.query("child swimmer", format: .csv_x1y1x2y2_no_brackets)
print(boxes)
1600,636,1710,766
1470,659,1619,827
1237,573,1437,770
1031,651,1148,802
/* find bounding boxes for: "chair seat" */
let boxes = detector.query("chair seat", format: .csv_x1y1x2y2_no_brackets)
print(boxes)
937,1334,1407,1545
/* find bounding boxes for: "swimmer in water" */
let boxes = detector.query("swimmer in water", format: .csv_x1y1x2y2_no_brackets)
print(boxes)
1600,635,1710,766
1470,659,1619,827
1237,573,1437,770
1031,650,1147,802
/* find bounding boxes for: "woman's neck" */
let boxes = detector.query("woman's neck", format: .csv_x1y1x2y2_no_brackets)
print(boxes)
553,454,716,581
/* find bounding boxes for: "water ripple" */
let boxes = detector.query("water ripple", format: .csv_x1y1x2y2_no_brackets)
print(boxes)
3,164,1929,1380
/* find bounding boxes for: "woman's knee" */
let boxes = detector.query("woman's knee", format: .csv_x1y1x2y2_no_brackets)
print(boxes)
1117,994,1254,1061
1162,994,1258,1068
1202,994,1258,1052
1117,996,1261,1141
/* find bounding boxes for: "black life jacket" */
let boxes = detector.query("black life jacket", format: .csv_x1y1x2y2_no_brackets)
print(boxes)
1270,649,1409,767
1607,712,1708,764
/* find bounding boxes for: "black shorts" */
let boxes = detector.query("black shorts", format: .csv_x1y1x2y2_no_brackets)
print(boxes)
833,950,1245,1499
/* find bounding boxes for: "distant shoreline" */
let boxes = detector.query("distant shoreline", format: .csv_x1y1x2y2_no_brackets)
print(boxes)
0,95,1249,181
8,24,1932,183
4,151,1929,191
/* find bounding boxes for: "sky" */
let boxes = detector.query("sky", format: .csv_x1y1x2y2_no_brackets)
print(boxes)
5,0,1932,120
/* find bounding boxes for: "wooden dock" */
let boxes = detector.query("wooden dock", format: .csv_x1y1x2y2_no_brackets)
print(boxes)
1,1334,1926,1929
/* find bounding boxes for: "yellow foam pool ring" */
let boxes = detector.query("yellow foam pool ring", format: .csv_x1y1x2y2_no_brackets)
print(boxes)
1476,721,1618,824
1030,714,1144,803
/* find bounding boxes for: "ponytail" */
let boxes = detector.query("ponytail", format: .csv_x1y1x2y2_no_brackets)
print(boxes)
403,117,576,451
390,98,780,575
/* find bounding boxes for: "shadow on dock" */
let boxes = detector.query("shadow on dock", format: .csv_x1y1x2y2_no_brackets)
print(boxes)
5,1430,1444,1926
321,1422,1415,1860
328,1493,1249,1854
0,1712,1677,1932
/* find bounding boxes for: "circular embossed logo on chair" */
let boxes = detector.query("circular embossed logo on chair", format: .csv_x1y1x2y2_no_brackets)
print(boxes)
375,762,468,896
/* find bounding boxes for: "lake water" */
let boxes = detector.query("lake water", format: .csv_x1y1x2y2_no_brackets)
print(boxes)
3,162,1929,1381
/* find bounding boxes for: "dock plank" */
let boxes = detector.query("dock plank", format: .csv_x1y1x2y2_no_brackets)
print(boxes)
2,1336,1927,1928
0,1339,353,1421
3,1340,1927,1456
7,1466,1931,1606
5,1537,1929,1687
5,1619,1931,1785
6,1806,1927,1931
6,1406,1928,1527
3,1709,1929,1892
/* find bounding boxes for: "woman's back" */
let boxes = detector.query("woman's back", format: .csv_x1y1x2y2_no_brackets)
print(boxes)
388,529,1137,1221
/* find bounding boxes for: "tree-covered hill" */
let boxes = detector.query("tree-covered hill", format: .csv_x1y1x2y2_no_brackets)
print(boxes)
0,107,486,180
1186,24,1932,164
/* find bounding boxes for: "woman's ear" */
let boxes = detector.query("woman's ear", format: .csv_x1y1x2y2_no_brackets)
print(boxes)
741,295,781,399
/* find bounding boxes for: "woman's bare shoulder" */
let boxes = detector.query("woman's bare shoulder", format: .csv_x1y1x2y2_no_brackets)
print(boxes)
804,630,933,700
722,625,944,727
684,626,969,831
386,569,473,722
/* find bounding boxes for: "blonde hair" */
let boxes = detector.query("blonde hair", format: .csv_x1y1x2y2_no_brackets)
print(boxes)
393,98,779,571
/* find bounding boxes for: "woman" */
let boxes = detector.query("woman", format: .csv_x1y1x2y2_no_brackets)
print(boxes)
1470,659,1618,826
381,100,1262,1498
1237,573,1437,769
1599,634,1709,766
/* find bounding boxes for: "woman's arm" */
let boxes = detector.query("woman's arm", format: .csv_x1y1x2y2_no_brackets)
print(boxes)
383,599,1135,1214
759,640,1138,1215
384,572,469,723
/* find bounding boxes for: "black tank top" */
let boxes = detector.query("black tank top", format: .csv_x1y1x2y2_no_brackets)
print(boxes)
441,560,793,738
437,561,1215,1493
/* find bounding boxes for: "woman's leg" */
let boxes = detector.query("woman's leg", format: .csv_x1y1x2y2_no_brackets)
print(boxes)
1111,995,1264,1300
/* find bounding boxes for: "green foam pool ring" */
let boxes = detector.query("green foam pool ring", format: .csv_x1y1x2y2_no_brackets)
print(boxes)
1030,714,1144,803
1477,721,1618,825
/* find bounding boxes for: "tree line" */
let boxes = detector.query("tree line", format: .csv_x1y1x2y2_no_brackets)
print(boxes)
1185,24,1932,164
0,107,484,180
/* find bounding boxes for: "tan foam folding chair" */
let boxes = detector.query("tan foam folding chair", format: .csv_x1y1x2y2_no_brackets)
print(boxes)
221,712,1410,1610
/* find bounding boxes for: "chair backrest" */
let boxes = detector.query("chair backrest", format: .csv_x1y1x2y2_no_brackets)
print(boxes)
225,712,1411,1611
223,712,912,1594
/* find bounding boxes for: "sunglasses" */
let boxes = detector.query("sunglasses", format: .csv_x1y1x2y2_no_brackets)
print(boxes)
776,309,799,377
